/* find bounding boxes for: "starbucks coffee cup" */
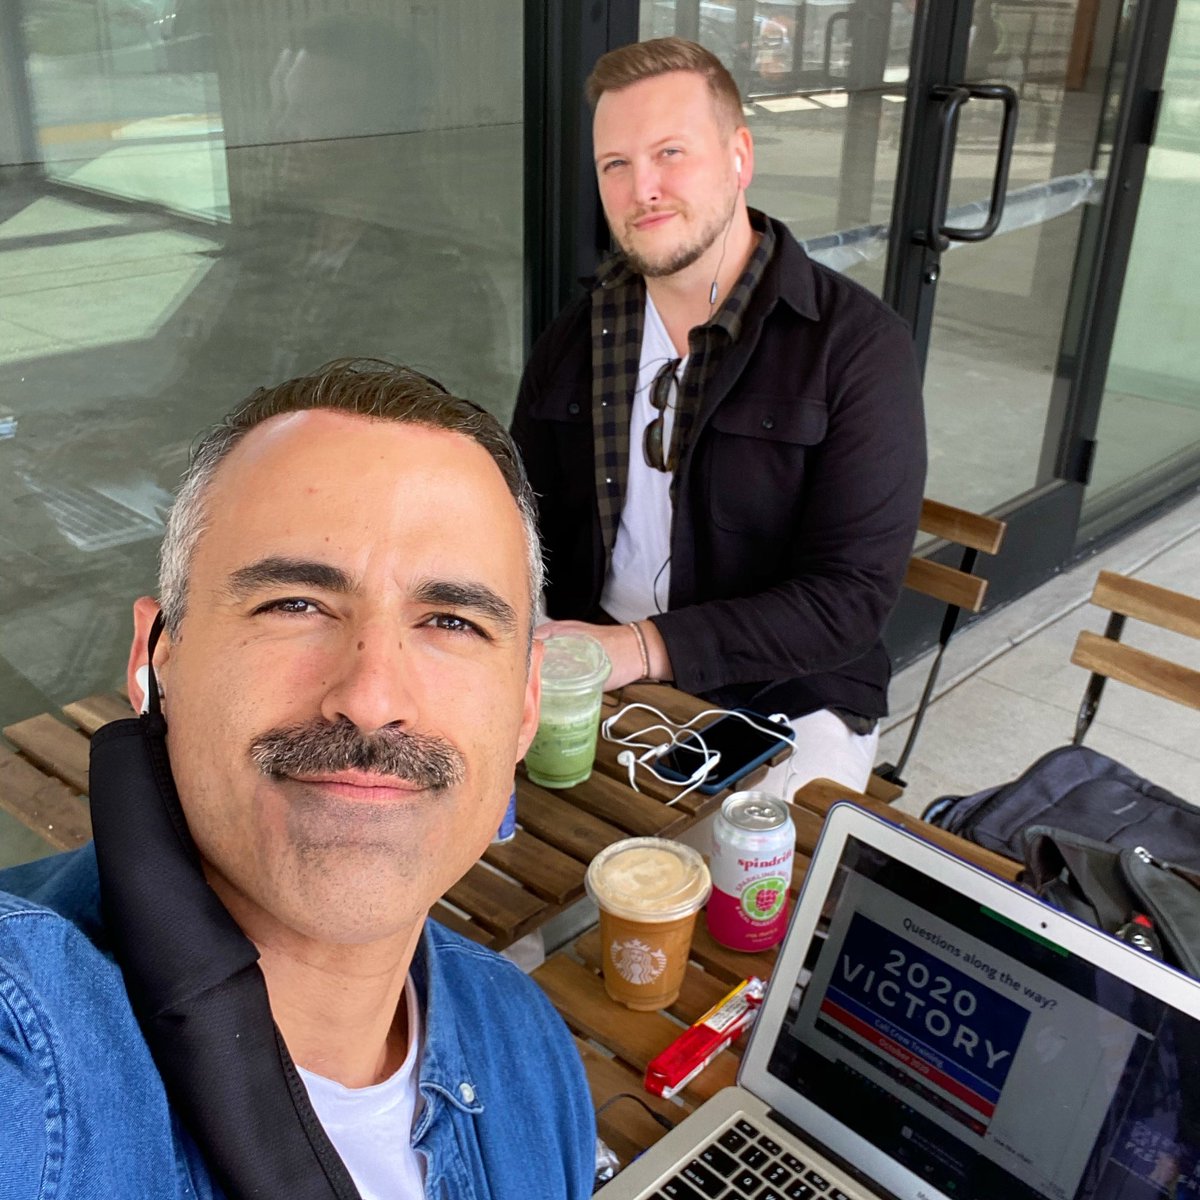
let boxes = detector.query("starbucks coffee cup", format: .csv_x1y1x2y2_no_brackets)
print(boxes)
585,837,711,1011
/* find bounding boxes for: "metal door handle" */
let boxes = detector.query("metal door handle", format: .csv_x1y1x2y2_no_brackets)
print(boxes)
925,83,1019,251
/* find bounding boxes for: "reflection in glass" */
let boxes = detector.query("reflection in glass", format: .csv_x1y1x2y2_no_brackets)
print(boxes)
0,2,524,743
920,0,1119,513
1087,0,1200,509
639,0,913,296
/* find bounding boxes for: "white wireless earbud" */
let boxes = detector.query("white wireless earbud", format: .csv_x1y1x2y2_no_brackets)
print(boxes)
135,665,151,715
735,154,743,175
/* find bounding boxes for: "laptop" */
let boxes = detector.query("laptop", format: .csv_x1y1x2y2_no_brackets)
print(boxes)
597,802,1200,1200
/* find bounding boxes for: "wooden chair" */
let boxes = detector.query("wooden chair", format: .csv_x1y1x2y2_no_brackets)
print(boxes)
1071,569,1200,743
872,498,1007,795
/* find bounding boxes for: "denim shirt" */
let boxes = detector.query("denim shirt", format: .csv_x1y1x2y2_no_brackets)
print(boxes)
0,846,595,1200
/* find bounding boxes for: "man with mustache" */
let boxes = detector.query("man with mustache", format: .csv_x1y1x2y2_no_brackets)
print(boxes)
0,360,594,1198
512,37,926,794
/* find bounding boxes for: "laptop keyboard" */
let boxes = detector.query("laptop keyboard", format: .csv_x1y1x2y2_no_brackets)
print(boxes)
648,1117,858,1200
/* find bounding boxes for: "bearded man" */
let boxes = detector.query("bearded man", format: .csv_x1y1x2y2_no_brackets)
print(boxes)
512,37,926,794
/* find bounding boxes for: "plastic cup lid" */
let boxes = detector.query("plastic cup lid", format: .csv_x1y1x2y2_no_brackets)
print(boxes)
585,837,711,922
539,633,612,693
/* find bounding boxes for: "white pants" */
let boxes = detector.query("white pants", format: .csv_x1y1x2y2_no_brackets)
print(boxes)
757,707,879,798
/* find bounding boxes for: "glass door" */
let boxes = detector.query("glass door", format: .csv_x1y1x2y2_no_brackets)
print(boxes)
883,0,1178,633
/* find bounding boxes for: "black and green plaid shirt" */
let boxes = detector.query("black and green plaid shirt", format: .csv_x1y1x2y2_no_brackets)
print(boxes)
589,210,776,560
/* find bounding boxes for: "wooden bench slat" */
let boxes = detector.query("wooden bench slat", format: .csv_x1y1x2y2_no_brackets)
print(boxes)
561,769,683,839
789,804,828,858
533,955,738,1104
516,778,629,863
1071,631,1200,712
918,499,1006,555
442,863,546,938
685,917,779,988
793,782,1022,880
1091,570,1200,640
61,693,134,736
482,830,586,904
864,772,904,804
577,1040,683,1167
904,557,988,613
0,745,92,851
609,683,713,727
3,714,91,795
431,901,495,946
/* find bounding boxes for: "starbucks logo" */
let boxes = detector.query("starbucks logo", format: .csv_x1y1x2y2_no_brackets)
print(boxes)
742,877,787,921
611,937,668,985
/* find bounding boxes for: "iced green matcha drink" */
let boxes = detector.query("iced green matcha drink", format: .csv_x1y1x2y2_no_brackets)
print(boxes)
524,634,611,788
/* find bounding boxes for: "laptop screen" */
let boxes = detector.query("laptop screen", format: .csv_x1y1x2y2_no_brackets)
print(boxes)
765,835,1200,1200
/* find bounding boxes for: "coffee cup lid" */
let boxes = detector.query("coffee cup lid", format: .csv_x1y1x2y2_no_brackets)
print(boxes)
539,633,612,693
585,837,711,922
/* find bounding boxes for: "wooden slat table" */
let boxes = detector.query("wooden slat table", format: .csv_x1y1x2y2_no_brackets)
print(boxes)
535,781,1023,1165
0,684,781,951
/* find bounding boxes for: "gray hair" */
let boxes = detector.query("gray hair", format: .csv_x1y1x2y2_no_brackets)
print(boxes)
158,358,544,640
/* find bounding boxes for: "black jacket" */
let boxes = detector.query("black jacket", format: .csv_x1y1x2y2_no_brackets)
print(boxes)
512,217,926,720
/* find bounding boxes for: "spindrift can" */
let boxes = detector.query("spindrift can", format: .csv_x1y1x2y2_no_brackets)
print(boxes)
706,791,794,951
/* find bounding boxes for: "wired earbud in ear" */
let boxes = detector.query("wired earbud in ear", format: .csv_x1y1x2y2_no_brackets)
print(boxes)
735,154,743,175
135,663,164,715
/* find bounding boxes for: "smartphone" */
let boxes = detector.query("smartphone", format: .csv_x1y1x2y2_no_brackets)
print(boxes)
654,710,792,794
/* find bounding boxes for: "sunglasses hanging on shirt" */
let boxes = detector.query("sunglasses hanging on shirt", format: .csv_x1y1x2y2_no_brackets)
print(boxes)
643,356,682,473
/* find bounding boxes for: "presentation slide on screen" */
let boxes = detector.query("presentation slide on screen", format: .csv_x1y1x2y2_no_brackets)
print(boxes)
792,874,1147,1200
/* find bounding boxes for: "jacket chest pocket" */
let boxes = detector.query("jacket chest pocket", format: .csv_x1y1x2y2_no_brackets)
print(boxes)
530,388,595,504
704,395,828,535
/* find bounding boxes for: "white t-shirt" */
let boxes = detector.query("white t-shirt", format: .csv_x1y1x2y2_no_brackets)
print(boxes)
298,983,425,1199
600,294,686,622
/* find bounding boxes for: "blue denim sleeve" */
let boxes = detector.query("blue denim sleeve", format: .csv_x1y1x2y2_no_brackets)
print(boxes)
0,897,207,1200
0,949,59,1199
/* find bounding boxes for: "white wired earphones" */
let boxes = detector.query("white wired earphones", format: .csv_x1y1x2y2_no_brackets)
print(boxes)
601,703,795,807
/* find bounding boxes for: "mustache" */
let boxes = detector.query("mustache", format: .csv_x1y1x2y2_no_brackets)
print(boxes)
250,718,465,792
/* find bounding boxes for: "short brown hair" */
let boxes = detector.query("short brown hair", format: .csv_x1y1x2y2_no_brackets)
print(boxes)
586,37,743,132
159,358,543,639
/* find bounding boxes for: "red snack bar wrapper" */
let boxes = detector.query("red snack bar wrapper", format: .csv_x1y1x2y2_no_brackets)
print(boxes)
644,977,766,1099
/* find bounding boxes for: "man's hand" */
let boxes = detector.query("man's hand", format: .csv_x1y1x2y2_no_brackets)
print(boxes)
536,619,673,690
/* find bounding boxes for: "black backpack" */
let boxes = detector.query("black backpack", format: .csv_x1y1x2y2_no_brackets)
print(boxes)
923,744,1200,869
924,745,1200,977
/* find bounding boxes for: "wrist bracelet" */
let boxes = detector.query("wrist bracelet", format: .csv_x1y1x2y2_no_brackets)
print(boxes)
628,620,652,681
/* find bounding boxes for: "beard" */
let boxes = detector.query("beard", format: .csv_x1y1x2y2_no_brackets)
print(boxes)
617,195,735,279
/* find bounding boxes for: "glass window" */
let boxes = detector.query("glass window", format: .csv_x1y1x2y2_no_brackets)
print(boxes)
1086,0,1200,508
0,1,525,733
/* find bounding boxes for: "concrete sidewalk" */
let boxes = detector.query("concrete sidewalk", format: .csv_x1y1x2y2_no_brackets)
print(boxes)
881,489,1200,817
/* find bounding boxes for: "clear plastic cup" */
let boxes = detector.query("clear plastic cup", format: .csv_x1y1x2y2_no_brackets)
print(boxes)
585,837,712,1011
524,634,611,788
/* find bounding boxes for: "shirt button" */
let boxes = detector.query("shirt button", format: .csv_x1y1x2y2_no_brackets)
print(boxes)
605,477,613,484
568,402,580,415
459,1082,476,1103
602,328,609,336
761,416,775,430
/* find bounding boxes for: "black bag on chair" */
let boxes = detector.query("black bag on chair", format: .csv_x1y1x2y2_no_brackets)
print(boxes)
1021,825,1200,980
923,744,1200,870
